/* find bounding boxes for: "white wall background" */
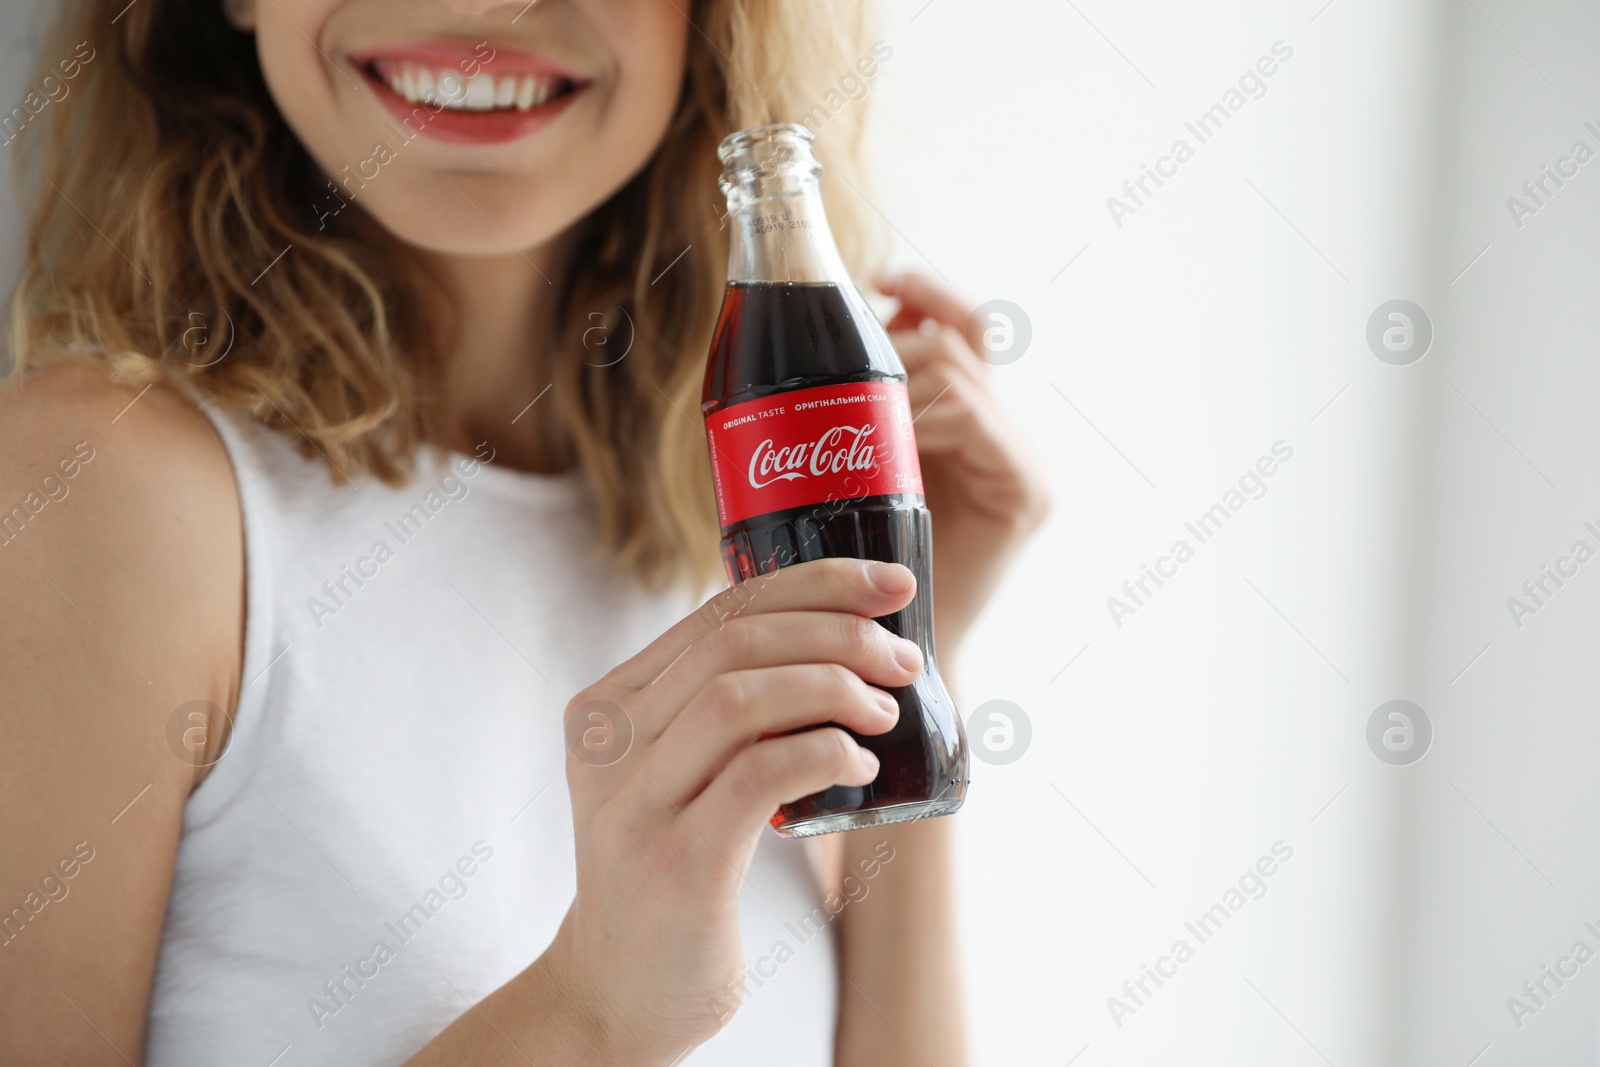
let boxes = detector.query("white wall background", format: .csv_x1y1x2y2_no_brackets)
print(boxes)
3,0,1598,1064
864,0,1600,1064
0,0,49,315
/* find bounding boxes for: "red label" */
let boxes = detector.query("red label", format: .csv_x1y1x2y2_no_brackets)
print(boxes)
705,381,924,528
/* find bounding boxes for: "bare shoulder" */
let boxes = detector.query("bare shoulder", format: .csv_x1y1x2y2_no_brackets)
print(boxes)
0,362,243,1060
0,362,241,577
0,361,236,489
0,363,244,687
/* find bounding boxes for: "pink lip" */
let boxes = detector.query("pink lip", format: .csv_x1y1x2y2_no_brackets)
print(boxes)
348,38,582,79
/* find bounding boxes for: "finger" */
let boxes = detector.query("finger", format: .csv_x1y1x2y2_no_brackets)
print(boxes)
901,399,1053,526
645,663,899,806
684,727,879,851
903,355,993,435
600,557,916,693
893,324,987,378
632,609,924,739
902,354,978,409
904,399,994,458
876,271,976,340
884,305,932,334
903,367,998,436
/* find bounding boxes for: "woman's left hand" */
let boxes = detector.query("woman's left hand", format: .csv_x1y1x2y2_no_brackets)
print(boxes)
878,271,1053,657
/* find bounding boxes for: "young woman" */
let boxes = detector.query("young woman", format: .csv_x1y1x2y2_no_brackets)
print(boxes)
0,1,1047,1064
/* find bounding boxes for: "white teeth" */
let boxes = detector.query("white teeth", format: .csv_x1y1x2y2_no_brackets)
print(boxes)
378,60,565,112
435,70,465,104
464,72,496,110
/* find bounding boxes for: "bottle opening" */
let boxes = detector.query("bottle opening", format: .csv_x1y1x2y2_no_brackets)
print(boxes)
718,123,843,284
717,123,822,198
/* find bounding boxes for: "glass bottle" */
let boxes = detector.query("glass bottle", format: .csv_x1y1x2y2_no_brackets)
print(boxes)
701,123,968,837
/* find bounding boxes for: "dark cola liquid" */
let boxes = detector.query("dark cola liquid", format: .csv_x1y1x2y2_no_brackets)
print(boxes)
702,281,967,836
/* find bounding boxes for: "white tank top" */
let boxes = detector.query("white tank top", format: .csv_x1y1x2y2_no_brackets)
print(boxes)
145,408,836,1066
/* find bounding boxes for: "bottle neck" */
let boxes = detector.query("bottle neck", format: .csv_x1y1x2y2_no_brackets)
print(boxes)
725,178,851,285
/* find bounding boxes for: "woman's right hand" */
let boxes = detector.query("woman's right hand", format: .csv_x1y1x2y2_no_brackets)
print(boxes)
548,556,923,1063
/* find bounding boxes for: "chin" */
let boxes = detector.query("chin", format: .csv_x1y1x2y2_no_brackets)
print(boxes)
349,175,580,259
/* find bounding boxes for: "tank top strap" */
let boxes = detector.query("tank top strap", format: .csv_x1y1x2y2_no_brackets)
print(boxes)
186,402,304,828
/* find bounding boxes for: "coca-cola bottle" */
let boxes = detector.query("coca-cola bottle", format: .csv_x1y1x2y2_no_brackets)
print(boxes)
702,123,968,837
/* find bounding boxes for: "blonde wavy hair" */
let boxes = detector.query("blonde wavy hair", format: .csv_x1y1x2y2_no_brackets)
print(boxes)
6,0,882,587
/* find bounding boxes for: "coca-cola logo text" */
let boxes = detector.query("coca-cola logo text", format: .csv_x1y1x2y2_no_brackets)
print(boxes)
748,423,879,489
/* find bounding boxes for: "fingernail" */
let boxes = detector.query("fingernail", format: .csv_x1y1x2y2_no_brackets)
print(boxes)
871,688,899,716
858,747,880,777
892,638,923,673
867,562,914,595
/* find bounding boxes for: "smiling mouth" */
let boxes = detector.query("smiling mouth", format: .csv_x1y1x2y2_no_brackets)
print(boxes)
362,57,582,113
